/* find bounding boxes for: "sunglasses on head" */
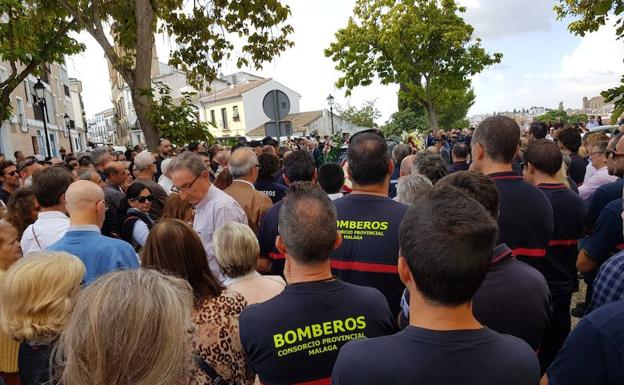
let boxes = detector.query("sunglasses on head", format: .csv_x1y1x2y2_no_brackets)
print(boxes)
133,195,154,203
16,157,37,173
348,129,385,145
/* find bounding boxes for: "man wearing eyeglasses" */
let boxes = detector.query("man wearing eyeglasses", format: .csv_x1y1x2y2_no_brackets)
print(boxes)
0,160,20,205
169,151,247,279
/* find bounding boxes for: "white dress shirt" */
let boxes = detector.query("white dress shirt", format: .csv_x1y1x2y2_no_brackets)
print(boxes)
20,211,70,255
158,175,174,196
193,185,247,280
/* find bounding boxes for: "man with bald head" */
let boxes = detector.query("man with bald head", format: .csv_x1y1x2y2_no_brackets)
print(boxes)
47,180,138,284
400,155,417,177
224,147,272,233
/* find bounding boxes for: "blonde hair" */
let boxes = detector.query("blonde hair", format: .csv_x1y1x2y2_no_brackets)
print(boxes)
55,269,194,385
214,222,259,278
0,252,85,343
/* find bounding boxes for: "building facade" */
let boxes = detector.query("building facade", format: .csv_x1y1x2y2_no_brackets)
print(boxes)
87,108,116,144
0,61,81,159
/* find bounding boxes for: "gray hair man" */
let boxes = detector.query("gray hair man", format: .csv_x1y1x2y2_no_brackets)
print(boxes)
169,151,247,278
131,151,168,220
91,147,112,182
224,148,272,233
395,174,433,205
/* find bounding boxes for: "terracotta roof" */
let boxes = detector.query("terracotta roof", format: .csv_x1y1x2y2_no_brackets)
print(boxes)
247,110,324,137
200,78,271,103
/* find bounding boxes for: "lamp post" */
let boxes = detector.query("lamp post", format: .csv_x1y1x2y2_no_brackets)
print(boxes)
33,79,52,157
327,94,335,135
64,113,74,154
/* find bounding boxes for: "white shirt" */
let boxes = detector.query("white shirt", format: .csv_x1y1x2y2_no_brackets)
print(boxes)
583,163,597,185
158,175,174,196
328,192,344,201
21,211,70,255
193,185,247,280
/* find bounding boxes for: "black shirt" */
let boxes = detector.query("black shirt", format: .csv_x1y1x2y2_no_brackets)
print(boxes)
19,342,53,385
255,179,287,204
240,279,395,385
490,171,553,260
448,161,469,174
330,194,408,316
332,326,539,385
535,184,586,297
586,178,623,227
0,187,10,205
569,153,588,186
258,200,285,276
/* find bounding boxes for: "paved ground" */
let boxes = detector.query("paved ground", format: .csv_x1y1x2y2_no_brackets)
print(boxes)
571,280,587,329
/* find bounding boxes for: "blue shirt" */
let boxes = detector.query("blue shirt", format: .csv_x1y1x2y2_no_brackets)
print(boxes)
547,301,624,385
583,198,623,264
586,178,623,227
47,225,139,284
589,251,624,313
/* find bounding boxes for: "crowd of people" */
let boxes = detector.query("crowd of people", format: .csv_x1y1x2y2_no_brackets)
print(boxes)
0,115,623,385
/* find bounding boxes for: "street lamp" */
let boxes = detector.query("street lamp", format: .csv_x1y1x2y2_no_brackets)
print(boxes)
33,79,52,157
327,94,335,135
64,113,74,154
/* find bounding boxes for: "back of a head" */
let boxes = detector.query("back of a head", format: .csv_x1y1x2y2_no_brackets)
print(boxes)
64,180,105,215
452,143,469,159
0,252,85,343
283,150,315,183
133,151,155,172
396,174,433,206
412,154,448,185
32,166,74,208
347,133,390,186
556,126,582,153
523,139,563,177
162,194,193,221
160,158,174,176
318,163,345,194
169,151,208,177
399,188,498,306
392,144,411,165
435,171,500,219
258,153,280,180
213,222,260,279
91,147,109,167
278,182,337,264
142,219,221,301
55,269,194,385
528,122,548,140
473,115,520,163
228,148,258,179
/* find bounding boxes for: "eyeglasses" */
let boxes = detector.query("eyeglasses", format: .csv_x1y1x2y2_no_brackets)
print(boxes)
590,151,605,156
133,195,155,203
348,129,385,144
606,150,624,159
171,174,200,193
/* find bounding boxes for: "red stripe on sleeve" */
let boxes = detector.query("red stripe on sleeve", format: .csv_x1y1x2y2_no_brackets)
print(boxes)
511,248,547,257
548,240,578,246
269,252,286,260
331,260,398,273
262,377,331,385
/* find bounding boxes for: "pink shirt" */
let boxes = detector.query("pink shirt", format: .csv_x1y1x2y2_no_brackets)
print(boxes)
579,166,618,201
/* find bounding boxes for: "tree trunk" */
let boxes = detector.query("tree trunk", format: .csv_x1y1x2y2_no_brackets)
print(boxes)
426,102,439,131
133,0,159,151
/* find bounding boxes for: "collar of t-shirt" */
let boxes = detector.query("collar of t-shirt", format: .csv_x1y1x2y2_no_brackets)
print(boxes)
37,211,69,220
491,243,513,264
488,171,523,181
537,183,567,190
284,279,342,293
233,179,256,190
66,224,101,233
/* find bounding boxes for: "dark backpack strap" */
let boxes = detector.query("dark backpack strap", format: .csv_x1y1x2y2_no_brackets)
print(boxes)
193,354,229,385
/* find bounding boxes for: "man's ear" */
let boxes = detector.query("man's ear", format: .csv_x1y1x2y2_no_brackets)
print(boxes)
275,235,287,255
332,231,343,251
283,174,291,186
398,256,412,286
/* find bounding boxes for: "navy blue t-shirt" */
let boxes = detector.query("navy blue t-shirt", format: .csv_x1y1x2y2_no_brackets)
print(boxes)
257,200,285,276
448,162,469,174
535,183,586,297
254,179,287,204
569,153,588,186
240,279,395,385
547,300,624,385
583,198,624,264
388,164,400,198
586,178,623,227
332,326,539,385
489,172,553,260
330,194,408,316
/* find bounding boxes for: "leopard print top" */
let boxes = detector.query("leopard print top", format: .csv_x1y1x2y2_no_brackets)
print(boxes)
190,290,254,385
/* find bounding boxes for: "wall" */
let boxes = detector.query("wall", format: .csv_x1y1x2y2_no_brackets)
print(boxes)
202,97,247,138
241,79,301,132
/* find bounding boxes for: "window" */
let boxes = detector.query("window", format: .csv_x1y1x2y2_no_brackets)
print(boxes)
210,109,216,125
24,81,31,103
233,105,240,121
221,108,228,130
15,97,26,127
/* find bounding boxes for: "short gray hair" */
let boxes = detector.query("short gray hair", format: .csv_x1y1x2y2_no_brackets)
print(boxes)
78,171,94,181
133,151,155,172
278,182,337,264
397,174,433,205
91,148,110,166
228,148,258,179
160,158,174,176
169,151,207,177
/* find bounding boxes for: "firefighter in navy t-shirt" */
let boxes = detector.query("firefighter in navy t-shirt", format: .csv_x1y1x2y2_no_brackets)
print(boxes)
240,183,395,385
522,139,586,371
332,188,539,385
330,132,408,316
469,115,554,261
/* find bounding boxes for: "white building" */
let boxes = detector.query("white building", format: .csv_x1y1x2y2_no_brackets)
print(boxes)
68,78,88,151
87,108,116,144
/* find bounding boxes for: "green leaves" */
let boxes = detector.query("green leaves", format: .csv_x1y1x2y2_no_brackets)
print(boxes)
335,99,381,128
534,110,588,125
325,0,501,130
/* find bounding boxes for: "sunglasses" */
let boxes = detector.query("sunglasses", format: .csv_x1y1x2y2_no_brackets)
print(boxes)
17,157,37,173
133,195,155,203
348,129,385,144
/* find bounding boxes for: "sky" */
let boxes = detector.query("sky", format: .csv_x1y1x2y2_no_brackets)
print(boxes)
65,0,624,124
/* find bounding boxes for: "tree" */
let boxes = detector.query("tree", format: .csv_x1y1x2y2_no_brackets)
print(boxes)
381,107,428,137
148,82,214,147
55,0,293,150
436,87,475,129
0,0,84,123
555,1,624,122
335,99,381,128
325,0,501,130
534,110,588,125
